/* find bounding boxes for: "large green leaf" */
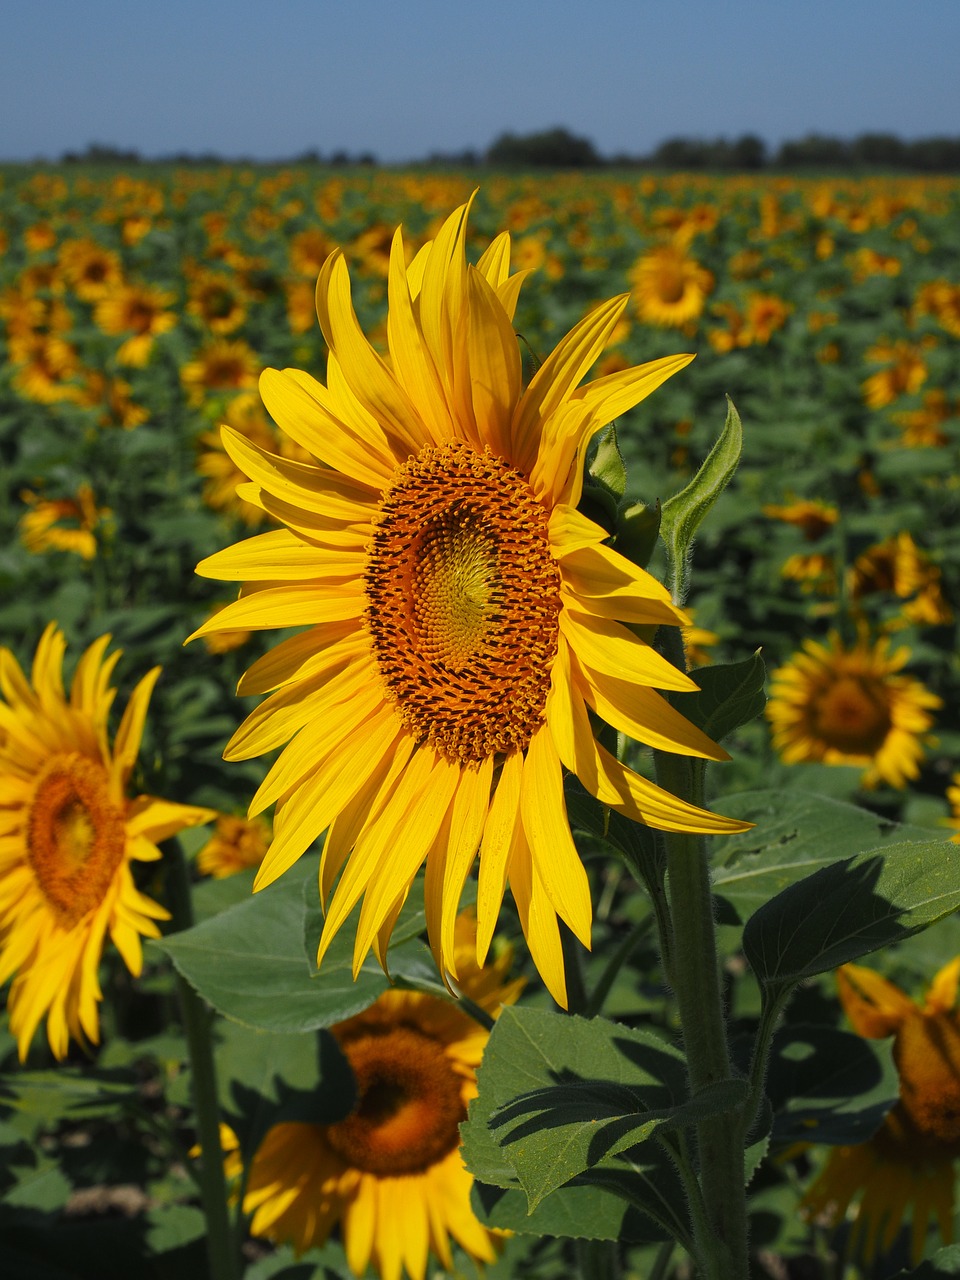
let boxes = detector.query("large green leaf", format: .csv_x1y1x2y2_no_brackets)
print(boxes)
765,1024,898,1146
712,790,936,925
153,859,391,1031
471,1172,676,1245
744,838,960,988
464,1005,744,1225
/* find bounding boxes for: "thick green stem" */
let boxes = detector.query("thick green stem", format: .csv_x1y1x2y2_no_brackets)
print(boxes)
654,750,748,1280
164,839,240,1280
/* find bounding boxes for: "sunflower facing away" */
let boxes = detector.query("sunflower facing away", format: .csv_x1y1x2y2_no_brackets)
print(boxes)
234,913,522,1280
191,200,748,1005
0,625,214,1059
803,959,960,1265
766,631,940,789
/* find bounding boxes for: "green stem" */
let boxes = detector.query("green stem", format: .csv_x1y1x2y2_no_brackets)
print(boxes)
575,1238,621,1280
648,1239,676,1280
164,839,240,1280
742,983,792,1142
653,751,747,1280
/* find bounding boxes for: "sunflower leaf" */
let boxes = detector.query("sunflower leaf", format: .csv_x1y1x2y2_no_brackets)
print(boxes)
660,396,742,603
463,1006,746,1217
743,838,960,989
153,858,392,1031
668,650,766,742
710,789,936,927
765,1024,898,1146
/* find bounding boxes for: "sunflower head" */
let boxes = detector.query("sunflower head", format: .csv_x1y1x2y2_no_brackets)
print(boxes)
0,625,215,1059
766,631,940,788
192,198,748,1009
803,960,960,1263
237,912,519,1279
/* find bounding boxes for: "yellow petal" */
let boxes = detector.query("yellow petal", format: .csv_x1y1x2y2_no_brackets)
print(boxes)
837,963,916,1037
520,724,592,947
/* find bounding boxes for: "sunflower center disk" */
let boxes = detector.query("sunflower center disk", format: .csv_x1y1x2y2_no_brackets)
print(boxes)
326,1026,466,1175
365,441,562,763
812,675,892,755
26,753,126,927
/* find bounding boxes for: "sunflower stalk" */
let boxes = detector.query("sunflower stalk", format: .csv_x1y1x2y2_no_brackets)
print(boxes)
653,752,748,1279
163,838,240,1280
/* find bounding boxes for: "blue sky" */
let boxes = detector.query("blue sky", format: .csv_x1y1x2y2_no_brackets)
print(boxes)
3,0,958,163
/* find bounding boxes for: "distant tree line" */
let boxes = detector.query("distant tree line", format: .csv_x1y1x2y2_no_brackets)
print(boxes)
48,128,960,172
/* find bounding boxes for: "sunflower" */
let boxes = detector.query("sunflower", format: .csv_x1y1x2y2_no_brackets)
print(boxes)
762,499,838,542
180,338,260,406
862,340,928,410
802,959,960,1265
766,631,940,788
94,282,177,366
19,484,110,559
848,532,953,629
57,238,123,301
196,814,270,878
191,200,748,1006
0,626,215,1059
238,913,521,1280
630,242,714,330
186,269,248,335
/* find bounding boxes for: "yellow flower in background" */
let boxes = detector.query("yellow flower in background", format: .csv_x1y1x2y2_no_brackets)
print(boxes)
849,532,953,629
862,339,928,410
893,389,957,448
186,268,248,335
762,499,838,541
803,959,960,1265
57,238,124,301
0,626,215,1059
193,200,748,1007
914,280,960,339
239,913,521,1280
766,631,940,788
181,337,260,405
948,773,960,844
94,282,177,366
197,814,270,878
630,242,714,329
19,484,110,559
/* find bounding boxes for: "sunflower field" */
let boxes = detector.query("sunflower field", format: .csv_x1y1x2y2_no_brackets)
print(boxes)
1,166,959,1280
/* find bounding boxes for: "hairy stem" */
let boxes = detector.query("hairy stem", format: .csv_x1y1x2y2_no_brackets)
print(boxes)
164,839,239,1280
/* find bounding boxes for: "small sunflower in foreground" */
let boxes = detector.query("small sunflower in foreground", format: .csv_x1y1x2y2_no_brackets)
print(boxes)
0,625,215,1059
766,631,940,788
803,959,960,1265
238,915,521,1280
192,200,748,1006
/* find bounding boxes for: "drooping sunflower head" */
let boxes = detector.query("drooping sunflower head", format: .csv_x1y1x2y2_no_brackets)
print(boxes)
803,960,960,1264
0,625,215,1059
766,631,941,788
193,198,749,1007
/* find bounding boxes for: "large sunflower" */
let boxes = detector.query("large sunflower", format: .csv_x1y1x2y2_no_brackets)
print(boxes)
803,959,960,1265
238,914,521,1280
0,625,214,1059
192,200,747,1005
766,631,940,789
